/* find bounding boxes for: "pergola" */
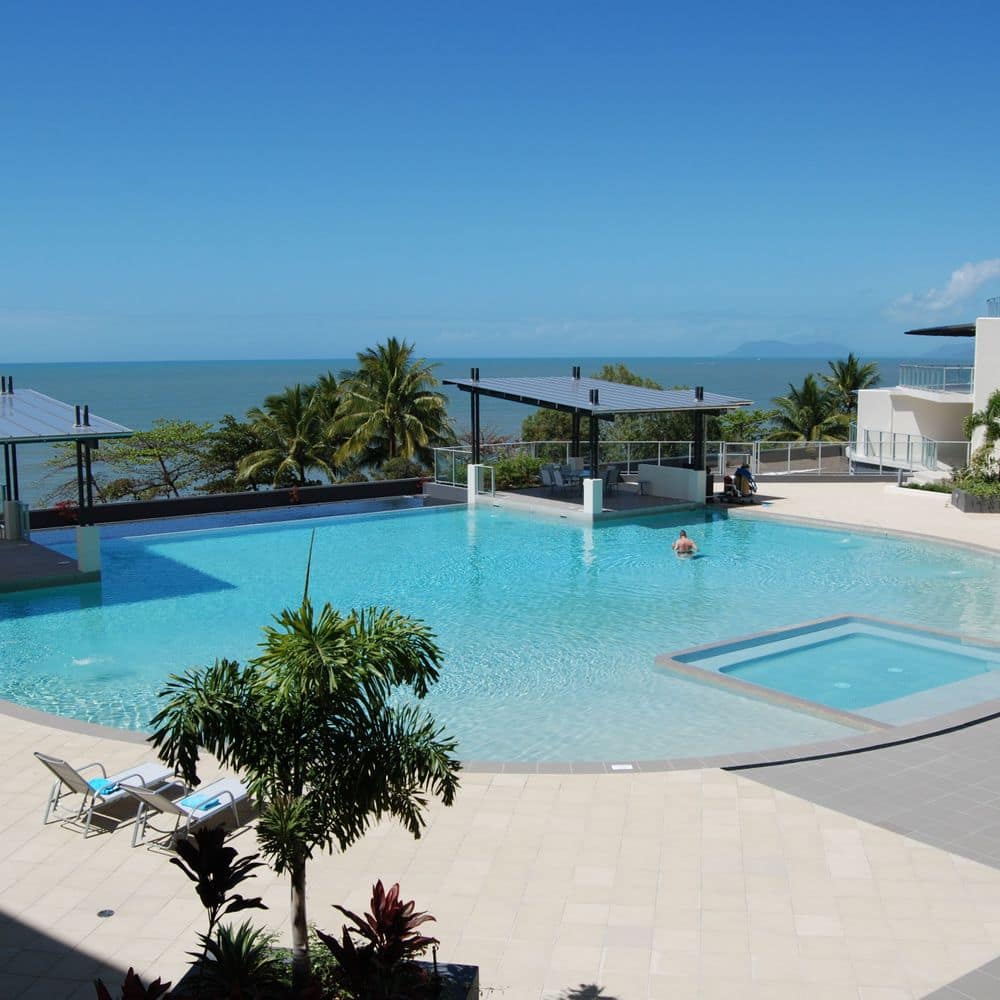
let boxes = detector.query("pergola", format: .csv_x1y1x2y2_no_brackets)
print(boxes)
0,376,133,525
444,367,752,470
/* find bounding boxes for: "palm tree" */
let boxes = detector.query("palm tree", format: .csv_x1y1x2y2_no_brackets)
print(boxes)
238,382,339,486
335,338,454,467
769,374,847,441
822,353,880,415
964,388,1000,472
149,587,461,990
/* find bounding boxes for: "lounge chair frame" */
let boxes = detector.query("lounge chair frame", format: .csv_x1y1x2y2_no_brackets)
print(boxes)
125,777,247,848
34,752,173,837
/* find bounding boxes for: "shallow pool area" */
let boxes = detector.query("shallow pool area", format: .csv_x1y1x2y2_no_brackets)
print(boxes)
2,505,999,760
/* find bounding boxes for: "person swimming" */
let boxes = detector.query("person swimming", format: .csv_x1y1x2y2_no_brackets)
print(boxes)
672,529,698,556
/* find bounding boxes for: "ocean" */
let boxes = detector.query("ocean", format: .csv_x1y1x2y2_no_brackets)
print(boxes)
3,356,907,504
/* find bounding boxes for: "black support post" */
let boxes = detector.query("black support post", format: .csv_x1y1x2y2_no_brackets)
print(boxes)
2,443,10,502
571,412,581,459
692,412,707,471
84,442,94,513
9,444,19,501
588,414,599,475
76,441,86,524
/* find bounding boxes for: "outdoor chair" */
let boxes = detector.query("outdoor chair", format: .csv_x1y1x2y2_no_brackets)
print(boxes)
34,751,174,837
123,775,250,848
552,468,579,493
539,465,556,493
603,465,620,495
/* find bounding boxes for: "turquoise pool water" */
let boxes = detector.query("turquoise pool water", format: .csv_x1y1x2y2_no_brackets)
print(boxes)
723,632,1000,711
2,506,999,760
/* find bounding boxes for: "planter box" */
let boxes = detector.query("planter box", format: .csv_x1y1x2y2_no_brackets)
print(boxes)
952,488,1000,513
173,957,478,999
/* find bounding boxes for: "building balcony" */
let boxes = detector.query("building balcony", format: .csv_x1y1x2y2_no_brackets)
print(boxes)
898,363,973,394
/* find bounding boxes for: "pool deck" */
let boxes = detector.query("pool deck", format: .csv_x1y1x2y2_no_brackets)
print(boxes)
4,481,1000,999
0,539,97,593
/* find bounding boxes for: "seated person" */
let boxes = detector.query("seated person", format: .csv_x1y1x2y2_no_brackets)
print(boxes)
734,462,757,497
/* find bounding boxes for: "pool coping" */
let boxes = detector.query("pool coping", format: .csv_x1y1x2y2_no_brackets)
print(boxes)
7,503,1000,775
655,613,1000,735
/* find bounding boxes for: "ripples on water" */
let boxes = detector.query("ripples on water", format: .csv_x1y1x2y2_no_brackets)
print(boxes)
2,505,998,760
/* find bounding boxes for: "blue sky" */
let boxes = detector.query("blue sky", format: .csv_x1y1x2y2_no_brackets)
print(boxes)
2,1,998,361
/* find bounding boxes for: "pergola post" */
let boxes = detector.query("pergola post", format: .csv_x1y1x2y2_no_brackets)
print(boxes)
692,412,707,472
469,368,481,465
571,412,581,460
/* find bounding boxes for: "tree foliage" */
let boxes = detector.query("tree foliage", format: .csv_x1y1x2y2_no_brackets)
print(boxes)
239,380,342,486
44,419,211,503
822,353,880,414
769,374,848,441
148,583,461,990
335,338,455,466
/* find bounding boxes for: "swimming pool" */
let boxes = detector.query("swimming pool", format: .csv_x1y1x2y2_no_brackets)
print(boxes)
2,505,998,760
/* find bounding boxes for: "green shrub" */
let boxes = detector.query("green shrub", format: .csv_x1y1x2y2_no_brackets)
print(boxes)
377,457,427,481
492,454,543,490
903,481,953,494
954,476,1000,499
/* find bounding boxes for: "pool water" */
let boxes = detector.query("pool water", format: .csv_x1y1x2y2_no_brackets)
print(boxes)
723,632,1000,711
2,506,999,760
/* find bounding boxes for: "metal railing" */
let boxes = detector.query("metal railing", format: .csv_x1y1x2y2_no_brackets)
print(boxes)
849,428,970,473
433,438,882,487
898,363,974,394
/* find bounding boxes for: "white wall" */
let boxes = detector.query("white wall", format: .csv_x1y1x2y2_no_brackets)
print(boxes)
638,464,706,503
972,318,1000,450
855,389,969,441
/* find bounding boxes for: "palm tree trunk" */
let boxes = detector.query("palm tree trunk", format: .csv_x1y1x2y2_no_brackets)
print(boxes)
290,859,310,989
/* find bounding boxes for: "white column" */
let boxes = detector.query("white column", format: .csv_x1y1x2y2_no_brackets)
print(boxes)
466,464,484,506
582,477,603,519
76,525,102,574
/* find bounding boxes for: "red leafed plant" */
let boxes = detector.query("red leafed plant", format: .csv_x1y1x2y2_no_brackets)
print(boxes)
316,880,439,999
55,499,79,523
94,967,172,999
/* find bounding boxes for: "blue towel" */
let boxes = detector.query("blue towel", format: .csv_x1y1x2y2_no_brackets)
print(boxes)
87,778,118,795
179,792,221,812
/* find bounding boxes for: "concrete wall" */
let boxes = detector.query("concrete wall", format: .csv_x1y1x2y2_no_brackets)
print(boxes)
855,388,970,442
638,463,706,503
972,318,1000,450
29,479,422,528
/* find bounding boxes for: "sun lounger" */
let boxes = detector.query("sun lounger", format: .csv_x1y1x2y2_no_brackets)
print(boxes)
123,775,250,847
34,752,174,837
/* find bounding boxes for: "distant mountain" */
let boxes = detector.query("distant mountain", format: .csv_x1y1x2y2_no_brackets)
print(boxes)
724,340,851,359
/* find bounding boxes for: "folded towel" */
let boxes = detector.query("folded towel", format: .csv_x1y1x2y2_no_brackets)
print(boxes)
87,778,118,795
179,793,221,812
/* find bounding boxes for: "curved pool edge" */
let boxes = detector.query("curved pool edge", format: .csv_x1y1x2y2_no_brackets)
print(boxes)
8,691,1000,776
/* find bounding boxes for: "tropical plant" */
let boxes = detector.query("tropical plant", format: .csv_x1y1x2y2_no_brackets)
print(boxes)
148,552,461,991
821,353,880,415
963,388,1000,470
199,415,293,493
316,880,439,1000
335,338,454,466
93,968,172,999
171,827,268,938
190,920,287,999
768,375,847,441
239,382,340,487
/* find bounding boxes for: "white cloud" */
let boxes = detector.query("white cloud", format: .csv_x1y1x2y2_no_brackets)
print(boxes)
890,259,1000,317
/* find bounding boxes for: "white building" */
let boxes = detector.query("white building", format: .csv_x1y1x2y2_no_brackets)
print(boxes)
851,310,1000,477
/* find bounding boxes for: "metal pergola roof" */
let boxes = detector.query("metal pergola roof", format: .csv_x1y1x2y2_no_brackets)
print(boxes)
443,375,752,418
445,368,753,470
904,324,976,337
0,388,133,445
1,378,132,520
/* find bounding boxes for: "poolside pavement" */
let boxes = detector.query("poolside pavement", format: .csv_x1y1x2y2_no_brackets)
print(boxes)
3,481,1000,999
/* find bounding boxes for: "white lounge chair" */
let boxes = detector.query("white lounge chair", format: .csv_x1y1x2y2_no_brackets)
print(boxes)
34,751,174,837
123,775,250,847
